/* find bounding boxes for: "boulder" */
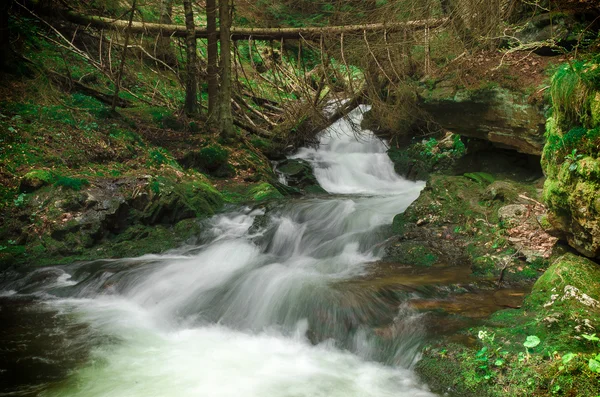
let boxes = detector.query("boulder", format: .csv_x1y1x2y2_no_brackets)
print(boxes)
276,159,327,194
542,62,600,259
420,86,546,155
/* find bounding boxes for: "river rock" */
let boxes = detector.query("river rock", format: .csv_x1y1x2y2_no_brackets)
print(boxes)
276,159,327,194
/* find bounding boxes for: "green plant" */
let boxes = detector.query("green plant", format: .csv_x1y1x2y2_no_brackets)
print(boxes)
564,149,583,172
14,193,26,207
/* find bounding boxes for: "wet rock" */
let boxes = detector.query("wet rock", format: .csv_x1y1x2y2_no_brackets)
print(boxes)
7,175,224,264
276,159,327,194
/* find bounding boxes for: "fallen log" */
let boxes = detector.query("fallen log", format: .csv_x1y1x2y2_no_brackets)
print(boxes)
49,70,131,107
62,11,448,40
233,117,275,139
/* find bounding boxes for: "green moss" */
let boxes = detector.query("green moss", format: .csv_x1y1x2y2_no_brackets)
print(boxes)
54,176,90,191
528,253,600,308
248,183,284,202
23,169,54,183
198,145,228,169
386,242,438,267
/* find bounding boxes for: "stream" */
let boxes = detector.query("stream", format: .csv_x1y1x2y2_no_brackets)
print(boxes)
0,107,440,396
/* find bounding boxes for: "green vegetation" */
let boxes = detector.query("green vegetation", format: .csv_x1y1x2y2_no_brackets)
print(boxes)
418,253,600,397
387,134,466,180
542,56,600,258
1,1,600,395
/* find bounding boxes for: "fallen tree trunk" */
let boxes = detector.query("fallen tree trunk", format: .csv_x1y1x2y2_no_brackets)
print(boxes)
46,69,132,108
233,117,274,139
326,88,368,125
62,11,447,40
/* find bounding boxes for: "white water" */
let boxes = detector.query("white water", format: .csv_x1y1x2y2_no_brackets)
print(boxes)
8,107,434,397
292,106,419,195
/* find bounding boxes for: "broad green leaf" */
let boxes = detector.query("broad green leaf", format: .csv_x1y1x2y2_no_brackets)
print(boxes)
588,358,600,373
524,335,541,348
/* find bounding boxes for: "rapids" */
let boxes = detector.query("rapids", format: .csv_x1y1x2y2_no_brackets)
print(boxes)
0,107,436,396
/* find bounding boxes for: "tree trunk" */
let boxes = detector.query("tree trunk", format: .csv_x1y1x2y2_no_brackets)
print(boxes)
111,0,136,112
0,0,13,70
155,0,176,66
440,0,473,47
183,0,198,116
218,0,234,139
206,0,218,123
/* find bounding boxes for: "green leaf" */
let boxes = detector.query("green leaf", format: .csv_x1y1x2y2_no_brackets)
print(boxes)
582,333,600,342
524,335,541,348
476,347,488,358
588,358,600,373
562,352,576,364
494,359,504,367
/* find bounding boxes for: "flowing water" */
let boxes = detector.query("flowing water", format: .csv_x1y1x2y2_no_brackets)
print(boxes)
0,107,437,396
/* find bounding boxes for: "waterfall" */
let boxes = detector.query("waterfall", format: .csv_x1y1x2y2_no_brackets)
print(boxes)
1,107,434,397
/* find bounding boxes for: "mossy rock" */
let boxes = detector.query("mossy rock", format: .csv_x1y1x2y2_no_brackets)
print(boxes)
591,92,600,128
276,159,327,195
417,253,600,397
142,179,223,224
19,169,55,193
542,145,600,258
484,181,521,202
526,253,600,310
181,144,234,177
384,241,439,267
247,183,284,202
387,135,464,181
487,253,600,354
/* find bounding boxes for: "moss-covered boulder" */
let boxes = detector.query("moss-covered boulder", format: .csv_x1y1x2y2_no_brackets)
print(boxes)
276,159,327,194
385,174,549,281
1,171,224,267
19,169,54,193
247,182,284,201
542,60,600,258
181,144,235,178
